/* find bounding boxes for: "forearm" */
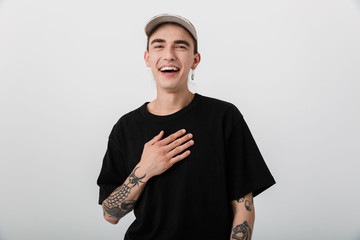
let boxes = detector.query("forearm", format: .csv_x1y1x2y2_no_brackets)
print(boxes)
230,193,255,240
102,165,150,224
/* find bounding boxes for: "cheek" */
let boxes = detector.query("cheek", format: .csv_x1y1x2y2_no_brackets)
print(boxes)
184,56,195,68
151,68,157,76
150,55,160,67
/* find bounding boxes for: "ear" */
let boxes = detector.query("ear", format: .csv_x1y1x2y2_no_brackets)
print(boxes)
191,53,201,70
144,51,151,68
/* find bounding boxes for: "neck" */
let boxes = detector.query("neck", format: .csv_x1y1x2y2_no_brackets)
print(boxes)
147,89,194,116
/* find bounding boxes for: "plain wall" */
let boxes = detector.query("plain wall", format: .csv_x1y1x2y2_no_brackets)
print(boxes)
1,0,359,239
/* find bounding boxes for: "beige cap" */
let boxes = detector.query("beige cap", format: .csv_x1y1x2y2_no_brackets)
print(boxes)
144,13,198,41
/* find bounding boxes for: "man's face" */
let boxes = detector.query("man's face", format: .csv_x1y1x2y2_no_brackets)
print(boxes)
144,24,200,92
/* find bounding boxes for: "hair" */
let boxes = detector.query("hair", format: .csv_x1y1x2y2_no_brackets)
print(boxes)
146,22,198,54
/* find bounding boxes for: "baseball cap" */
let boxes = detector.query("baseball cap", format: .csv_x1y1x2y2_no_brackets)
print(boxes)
144,13,198,41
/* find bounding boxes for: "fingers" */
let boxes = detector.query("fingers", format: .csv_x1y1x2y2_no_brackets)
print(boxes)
142,129,193,177
167,138,194,158
159,129,186,146
166,133,193,152
169,150,191,166
148,130,164,145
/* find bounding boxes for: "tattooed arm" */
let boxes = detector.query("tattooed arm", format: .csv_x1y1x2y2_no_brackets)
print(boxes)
102,129,194,224
102,166,149,224
230,192,255,240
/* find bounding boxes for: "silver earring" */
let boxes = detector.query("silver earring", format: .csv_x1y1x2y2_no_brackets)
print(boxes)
191,69,195,80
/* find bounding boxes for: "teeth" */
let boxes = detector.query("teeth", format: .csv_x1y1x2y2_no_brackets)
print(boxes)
160,66,179,71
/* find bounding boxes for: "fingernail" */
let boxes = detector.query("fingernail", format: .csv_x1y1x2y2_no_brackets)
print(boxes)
182,129,186,133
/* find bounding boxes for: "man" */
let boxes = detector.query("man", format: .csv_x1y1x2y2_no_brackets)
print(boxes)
97,14,275,240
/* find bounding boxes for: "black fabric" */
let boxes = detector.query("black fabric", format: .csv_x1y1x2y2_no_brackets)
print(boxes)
97,93,276,240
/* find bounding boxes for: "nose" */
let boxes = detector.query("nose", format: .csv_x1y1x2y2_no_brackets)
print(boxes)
163,46,176,61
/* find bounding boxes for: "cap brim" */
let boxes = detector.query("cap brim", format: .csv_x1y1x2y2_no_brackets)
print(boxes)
145,14,197,41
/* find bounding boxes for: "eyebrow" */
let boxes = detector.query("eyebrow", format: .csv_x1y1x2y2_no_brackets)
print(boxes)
150,39,165,45
174,40,191,47
150,39,191,47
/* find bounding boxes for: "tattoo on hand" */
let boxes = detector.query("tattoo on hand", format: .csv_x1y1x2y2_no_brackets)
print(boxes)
232,221,252,240
103,167,146,219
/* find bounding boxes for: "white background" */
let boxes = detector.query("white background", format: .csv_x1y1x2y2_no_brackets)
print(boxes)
1,0,360,239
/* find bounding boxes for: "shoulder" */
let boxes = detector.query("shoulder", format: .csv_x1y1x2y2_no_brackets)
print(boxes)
118,106,142,123
200,94,241,111
110,104,144,135
198,94,243,121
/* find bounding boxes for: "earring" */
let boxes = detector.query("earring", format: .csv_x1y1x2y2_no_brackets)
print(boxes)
191,69,195,80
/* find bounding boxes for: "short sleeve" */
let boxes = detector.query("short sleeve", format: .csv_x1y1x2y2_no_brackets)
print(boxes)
96,122,129,205
226,111,276,200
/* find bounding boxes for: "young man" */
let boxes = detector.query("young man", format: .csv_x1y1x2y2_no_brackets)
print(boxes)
97,14,275,240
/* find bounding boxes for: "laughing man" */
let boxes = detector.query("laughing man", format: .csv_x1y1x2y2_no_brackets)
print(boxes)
97,14,275,240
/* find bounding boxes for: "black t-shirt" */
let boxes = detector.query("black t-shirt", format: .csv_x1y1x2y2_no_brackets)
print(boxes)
97,93,275,240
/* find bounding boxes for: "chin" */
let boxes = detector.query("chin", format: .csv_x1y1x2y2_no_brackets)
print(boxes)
157,82,186,91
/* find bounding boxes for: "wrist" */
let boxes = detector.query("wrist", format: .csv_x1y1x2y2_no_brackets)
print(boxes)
134,164,152,182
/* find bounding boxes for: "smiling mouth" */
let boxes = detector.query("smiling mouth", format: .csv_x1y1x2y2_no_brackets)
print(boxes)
160,66,180,73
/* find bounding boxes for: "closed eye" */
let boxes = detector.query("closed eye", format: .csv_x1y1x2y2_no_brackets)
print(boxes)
174,40,191,50
176,45,187,49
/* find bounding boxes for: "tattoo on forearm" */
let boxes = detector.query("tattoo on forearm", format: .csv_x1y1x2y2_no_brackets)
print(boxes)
121,200,136,211
236,198,244,203
245,200,252,211
232,221,252,240
103,167,145,219
236,196,253,212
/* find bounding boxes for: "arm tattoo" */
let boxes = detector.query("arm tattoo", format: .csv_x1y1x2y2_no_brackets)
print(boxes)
232,221,252,240
245,200,252,211
236,197,244,203
103,167,146,219
236,196,253,211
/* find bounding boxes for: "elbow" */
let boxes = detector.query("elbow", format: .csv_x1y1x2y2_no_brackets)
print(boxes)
102,202,120,225
104,215,120,225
